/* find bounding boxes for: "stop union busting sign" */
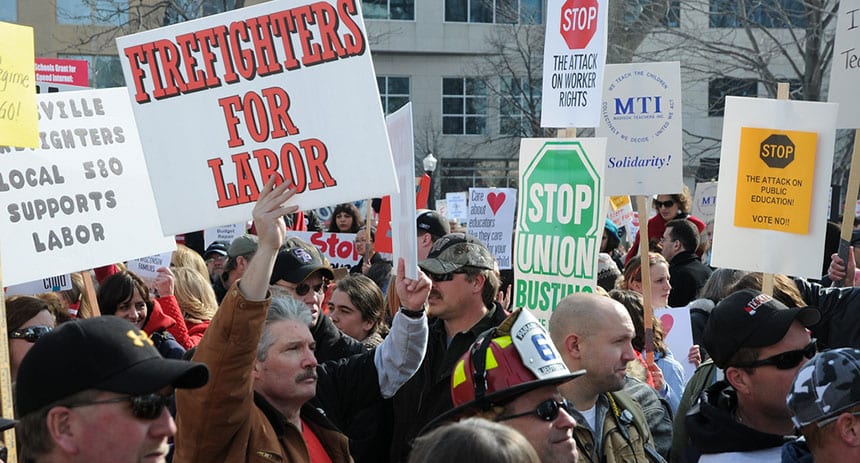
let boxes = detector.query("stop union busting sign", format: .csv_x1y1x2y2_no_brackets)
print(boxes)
515,138,606,325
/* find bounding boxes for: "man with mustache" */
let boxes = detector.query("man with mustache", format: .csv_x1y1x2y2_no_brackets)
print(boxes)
389,233,508,462
175,178,430,463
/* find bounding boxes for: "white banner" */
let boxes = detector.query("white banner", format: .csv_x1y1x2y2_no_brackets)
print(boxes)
116,0,398,235
203,222,247,249
287,231,359,270
127,251,173,286
541,0,608,128
468,187,516,270
828,0,860,128
446,192,468,222
0,88,175,286
5,274,73,296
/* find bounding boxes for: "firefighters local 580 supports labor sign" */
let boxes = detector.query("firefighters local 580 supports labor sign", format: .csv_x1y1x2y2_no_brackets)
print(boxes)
116,0,398,235
515,138,606,327
711,96,837,279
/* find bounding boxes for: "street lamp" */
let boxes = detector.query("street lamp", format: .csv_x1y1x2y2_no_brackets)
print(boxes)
423,153,438,209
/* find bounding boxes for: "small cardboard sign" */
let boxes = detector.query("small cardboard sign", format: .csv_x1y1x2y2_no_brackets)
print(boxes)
607,195,634,229
828,0,860,128
203,223,247,249
446,192,468,222
468,187,516,270
116,0,399,235
0,21,38,148
127,251,173,285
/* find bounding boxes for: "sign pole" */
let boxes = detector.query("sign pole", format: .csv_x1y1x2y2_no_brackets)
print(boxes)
635,196,655,363
0,254,18,463
834,134,860,287
79,271,101,318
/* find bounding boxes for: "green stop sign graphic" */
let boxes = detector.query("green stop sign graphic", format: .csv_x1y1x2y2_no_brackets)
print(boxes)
518,141,601,277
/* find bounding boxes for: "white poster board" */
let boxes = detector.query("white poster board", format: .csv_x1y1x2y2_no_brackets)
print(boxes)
468,187,516,270
386,103,418,279
541,0,608,128
515,138,607,327
5,274,73,296
0,88,176,286
116,0,399,236
710,97,837,278
828,0,860,128
597,62,683,195
654,307,696,381
435,199,448,219
287,231,359,270
446,192,468,222
692,181,718,225
203,222,247,249
127,251,173,286
607,195,634,229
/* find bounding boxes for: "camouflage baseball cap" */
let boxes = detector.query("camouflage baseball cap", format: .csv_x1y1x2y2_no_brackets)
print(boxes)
787,347,860,428
419,233,495,274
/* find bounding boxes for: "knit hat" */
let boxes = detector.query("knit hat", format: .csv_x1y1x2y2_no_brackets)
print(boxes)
597,253,621,291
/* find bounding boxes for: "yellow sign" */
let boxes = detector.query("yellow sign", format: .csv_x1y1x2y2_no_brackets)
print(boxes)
609,195,630,210
734,127,817,234
0,21,38,148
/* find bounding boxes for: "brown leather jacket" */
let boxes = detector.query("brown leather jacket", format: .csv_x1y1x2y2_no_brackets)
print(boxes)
174,285,352,463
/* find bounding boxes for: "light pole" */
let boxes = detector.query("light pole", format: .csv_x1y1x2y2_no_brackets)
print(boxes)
423,152,438,209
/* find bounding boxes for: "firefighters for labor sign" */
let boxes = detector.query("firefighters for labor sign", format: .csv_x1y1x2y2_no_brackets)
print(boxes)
711,96,837,279
540,0,608,128
515,138,606,327
115,0,398,236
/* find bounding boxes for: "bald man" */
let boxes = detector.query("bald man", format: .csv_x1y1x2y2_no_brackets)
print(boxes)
550,294,665,463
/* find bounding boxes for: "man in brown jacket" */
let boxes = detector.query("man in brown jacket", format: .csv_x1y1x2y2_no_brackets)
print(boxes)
174,178,431,463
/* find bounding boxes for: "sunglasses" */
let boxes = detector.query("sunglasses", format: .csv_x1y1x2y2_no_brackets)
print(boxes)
496,398,574,422
428,270,467,282
653,199,675,209
732,340,817,370
273,281,327,297
65,393,173,420
8,326,52,343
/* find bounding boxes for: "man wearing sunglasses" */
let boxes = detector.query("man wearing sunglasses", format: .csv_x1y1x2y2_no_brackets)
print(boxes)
550,294,666,463
683,289,820,462
389,233,508,462
784,347,860,463
425,308,584,463
14,316,209,463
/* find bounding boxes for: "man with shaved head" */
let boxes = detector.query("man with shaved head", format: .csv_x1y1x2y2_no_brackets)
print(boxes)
550,293,665,463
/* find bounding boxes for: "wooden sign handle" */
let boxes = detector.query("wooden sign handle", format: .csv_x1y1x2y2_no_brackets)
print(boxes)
834,131,860,287
636,196,655,364
0,258,18,463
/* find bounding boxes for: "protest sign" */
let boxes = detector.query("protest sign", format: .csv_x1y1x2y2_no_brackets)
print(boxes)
0,88,176,286
541,0,608,128
446,192,468,222
116,0,399,236
0,21,38,148
468,187,516,269
654,307,696,381
385,104,418,278
515,138,606,326
287,231,359,270
35,58,89,88
204,222,247,249
828,0,860,128
597,62,682,195
711,96,837,278
5,274,73,296
692,181,717,224
127,251,173,285
607,195,634,229
435,199,448,218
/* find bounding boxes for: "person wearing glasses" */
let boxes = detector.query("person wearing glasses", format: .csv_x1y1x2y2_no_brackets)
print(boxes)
550,293,666,463
625,186,706,265
350,225,393,294
175,178,430,463
660,219,712,308
683,289,820,462
422,308,584,463
6,295,57,382
389,233,508,462
784,347,860,463
14,315,209,463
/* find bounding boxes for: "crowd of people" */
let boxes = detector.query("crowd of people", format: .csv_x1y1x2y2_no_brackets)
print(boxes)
4,182,860,463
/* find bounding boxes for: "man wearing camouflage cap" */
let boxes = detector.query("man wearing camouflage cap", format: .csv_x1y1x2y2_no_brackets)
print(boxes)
783,347,860,463
389,233,508,462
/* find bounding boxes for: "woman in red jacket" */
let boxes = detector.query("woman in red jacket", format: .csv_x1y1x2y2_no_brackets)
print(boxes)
625,186,706,264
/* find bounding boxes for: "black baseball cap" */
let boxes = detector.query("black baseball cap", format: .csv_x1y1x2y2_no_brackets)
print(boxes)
16,316,209,416
203,241,229,259
703,289,820,368
270,237,335,284
417,209,450,238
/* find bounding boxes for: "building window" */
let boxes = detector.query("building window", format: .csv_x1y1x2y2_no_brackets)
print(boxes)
710,0,807,28
57,0,129,26
377,76,410,114
163,0,238,25
500,77,541,136
362,0,415,20
443,78,487,135
0,0,16,22
708,77,757,116
60,54,125,88
661,0,680,27
445,0,542,24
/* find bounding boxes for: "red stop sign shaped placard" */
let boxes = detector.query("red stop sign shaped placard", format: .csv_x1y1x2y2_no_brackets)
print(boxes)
560,0,598,50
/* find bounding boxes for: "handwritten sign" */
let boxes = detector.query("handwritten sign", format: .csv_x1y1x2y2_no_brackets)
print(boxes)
0,88,176,286
0,21,38,148
828,0,860,128
116,0,398,235
468,187,516,269
607,195,634,229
